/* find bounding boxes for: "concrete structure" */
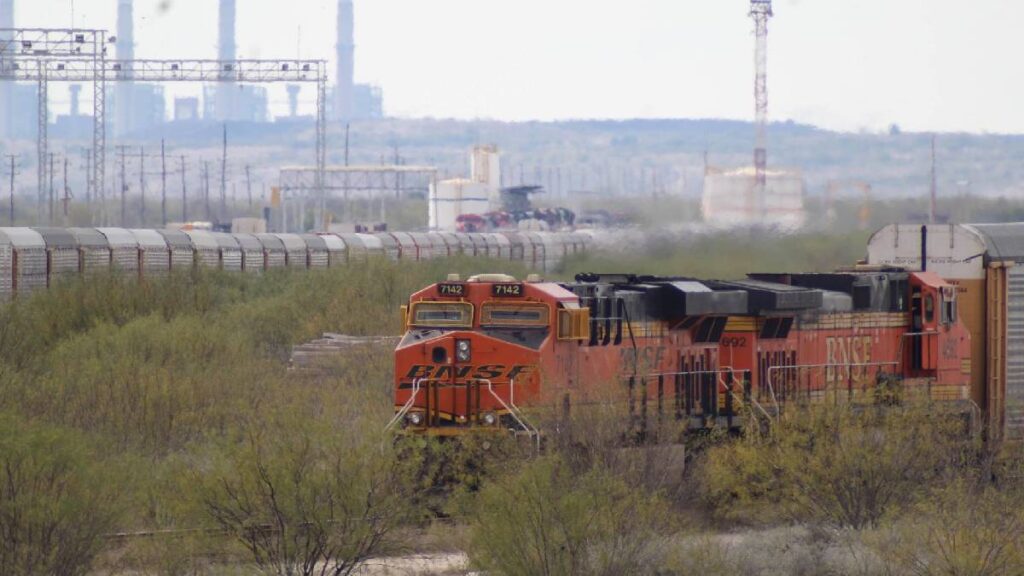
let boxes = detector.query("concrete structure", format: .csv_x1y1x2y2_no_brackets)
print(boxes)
210,0,267,122
336,0,354,121
701,166,805,230
471,144,502,209
115,0,134,137
174,97,200,122
114,0,166,136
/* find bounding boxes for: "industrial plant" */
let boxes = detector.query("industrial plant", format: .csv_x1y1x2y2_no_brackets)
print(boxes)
0,0,383,143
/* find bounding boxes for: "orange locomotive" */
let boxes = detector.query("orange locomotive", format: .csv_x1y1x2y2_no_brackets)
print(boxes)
391,269,974,435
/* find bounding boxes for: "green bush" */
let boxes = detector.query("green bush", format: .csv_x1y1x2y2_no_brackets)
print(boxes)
700,403,971,529
0,414,121,576
467,456,672,576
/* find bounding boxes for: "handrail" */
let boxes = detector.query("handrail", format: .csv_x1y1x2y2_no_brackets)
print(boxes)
480,378,541,451
384,378,424,433
644,367,774,423
765,361,900,413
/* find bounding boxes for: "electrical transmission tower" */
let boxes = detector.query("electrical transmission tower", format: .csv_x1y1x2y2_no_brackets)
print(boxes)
750,0,772,219
0,29,329,229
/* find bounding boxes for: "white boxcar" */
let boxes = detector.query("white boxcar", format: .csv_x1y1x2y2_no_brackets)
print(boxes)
255,234,287,268
97,228,140,273
157,230,195,270
275,234,309,268
374,233,401,261
232,233,265,273
299,234,330,268
34,227,80,285
319,234,348,266
129,229,171,276
356,233,385,259
0,228,47,296
68,228,111,274
336,233,367,262
211,233,243,272
183,230,220,268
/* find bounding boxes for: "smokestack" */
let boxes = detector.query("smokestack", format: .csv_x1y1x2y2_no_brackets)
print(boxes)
287,85,301,118
69,85,81,117
115,0,134,136
0,0,15,138
335,0,354,121
215,0,236,121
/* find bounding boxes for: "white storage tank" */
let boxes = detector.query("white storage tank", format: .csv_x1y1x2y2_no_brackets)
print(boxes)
428,178,490,232
702,166,806,230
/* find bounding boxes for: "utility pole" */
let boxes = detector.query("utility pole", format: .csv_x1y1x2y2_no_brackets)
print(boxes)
118,145,128,226
62,157,72,225
180,155,187,222
161,139,167,226
203,160,211,222
245,164,252,210
48,153,55,225
82,147,92,207
930,134,937,224
139,145,146,226
6,156,18,225
220,124,227,222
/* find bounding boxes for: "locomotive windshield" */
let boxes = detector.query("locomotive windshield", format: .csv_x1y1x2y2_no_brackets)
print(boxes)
409,302,473,328
480,303,550,327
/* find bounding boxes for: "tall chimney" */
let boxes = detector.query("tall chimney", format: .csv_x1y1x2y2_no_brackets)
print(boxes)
115,0,135,136
0,0,15,138
286,85,301,118
215,0,236,121
69,84,82,117
335,0,354,121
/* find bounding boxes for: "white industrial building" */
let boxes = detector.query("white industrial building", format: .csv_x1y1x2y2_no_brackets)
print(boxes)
429,145,502,231
701,166,806,230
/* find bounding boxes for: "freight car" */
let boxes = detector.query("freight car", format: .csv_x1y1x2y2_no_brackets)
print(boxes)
0,227,590,301
390,268,973,436
869,223,1024,439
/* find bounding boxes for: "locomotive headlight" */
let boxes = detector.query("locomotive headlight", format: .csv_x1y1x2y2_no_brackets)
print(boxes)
456,339,471,362
482,412,497,426
406,412,423,426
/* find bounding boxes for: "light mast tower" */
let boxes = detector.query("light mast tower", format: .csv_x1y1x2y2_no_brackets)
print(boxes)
750,0,772,219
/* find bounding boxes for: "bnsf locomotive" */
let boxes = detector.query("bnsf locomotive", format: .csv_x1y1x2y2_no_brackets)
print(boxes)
392,268,973,434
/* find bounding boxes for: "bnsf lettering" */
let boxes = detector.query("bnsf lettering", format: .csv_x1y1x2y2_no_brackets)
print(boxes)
721,337,747,347
403,364,535,381
825,336,873,384
619,346,666,373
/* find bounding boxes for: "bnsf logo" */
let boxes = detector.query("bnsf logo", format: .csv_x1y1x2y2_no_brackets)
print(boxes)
403,364,534,380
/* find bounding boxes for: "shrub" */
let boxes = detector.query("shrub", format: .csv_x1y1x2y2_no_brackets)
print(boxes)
700,403,970,529
199,398,416,576
868,479,1024,576
466,456,672,576
0,414,121,576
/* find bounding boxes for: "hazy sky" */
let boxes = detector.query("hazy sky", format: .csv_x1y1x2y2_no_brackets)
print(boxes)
16,0,1024,134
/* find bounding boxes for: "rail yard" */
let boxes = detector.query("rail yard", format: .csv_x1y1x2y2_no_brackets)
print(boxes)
0,0,1021,574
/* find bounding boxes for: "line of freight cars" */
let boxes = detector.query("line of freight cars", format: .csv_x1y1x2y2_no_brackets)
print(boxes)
0,227,592,300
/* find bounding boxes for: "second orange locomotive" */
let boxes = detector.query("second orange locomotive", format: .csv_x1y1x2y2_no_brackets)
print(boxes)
392,269,972,434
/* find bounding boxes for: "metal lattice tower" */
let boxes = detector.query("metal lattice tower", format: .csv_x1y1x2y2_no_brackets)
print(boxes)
0,29,329,230
750,0,772,215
